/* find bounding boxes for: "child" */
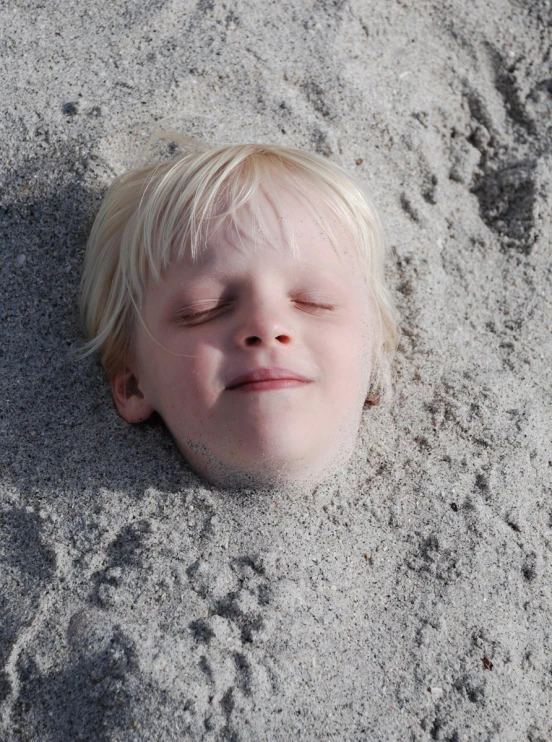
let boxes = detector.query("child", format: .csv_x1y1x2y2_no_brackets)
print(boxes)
80,137,398,489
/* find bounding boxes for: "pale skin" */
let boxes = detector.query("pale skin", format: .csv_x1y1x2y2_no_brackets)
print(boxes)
111,185,375,489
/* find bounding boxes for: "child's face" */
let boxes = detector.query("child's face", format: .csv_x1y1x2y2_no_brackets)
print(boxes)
113,185,375,488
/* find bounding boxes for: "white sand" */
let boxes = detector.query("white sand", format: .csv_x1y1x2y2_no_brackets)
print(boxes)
1,0,551,739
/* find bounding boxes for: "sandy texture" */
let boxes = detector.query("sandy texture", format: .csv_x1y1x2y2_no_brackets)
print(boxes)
1,0,551,739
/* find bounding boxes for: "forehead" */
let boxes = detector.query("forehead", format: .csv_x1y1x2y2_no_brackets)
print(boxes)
190,182,362,279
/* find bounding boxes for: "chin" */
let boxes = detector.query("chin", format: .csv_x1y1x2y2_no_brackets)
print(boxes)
184,437,357,493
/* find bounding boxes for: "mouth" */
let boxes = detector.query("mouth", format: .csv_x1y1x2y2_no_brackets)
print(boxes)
226,367,312,392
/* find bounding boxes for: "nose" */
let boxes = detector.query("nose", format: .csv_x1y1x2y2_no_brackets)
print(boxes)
234,300,293,349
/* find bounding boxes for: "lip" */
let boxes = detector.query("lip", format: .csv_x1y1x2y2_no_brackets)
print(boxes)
226,367,312,391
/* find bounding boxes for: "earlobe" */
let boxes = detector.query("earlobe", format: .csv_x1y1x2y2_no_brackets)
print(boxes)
110,367,155,424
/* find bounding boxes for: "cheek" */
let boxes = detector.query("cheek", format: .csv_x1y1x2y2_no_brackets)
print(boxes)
133,335,199,409
320,329,367,386
166,344,223,406
332,322,373,389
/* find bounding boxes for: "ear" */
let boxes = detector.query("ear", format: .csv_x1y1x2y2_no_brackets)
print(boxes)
110,367,155,424
364,394,380,407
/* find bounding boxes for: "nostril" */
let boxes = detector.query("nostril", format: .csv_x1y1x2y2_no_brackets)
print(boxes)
244,334,290,346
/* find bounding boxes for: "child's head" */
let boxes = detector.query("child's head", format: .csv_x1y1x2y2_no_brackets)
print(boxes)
81,138,398,488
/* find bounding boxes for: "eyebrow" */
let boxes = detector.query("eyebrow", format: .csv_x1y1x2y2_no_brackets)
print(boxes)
169,248,356,295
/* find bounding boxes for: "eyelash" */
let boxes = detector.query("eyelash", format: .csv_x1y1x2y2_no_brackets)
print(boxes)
295,300,335,313
176,299,335,325
176,305,230,325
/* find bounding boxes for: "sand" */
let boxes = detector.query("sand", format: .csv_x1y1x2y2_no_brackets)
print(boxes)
1,0,551,739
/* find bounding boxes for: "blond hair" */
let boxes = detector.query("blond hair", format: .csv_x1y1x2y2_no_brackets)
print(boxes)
80,136,398,399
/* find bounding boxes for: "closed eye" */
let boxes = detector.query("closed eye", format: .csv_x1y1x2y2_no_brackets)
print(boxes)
175,303,232,326
293,300,336,313
175,297,337,324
